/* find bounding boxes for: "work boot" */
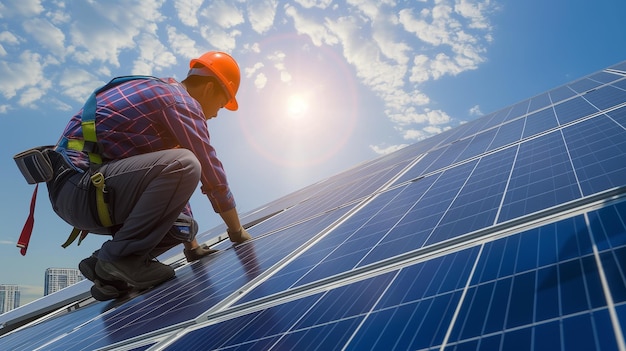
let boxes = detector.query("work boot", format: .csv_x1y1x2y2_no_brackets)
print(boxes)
90,279,130,301
184,244,218,262
95,255,175,290
227,227,252,244
79,254,132,301
78,254,99,282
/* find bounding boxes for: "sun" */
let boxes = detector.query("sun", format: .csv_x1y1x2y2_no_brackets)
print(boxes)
286,94,309,119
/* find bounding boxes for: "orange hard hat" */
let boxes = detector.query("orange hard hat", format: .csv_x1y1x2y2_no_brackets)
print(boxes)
188,51,240,111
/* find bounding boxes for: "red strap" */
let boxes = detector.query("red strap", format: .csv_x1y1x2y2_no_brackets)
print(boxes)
17,184,38,256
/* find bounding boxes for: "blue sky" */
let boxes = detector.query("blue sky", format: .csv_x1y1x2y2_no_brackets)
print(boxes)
1,0,624,305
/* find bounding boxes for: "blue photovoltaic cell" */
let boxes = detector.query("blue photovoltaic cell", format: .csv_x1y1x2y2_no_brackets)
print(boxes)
237,178,437,301
588,200,626,252
613,78,626,93
447,214,619,351
478,107,512,131
452,113,496,139
587,71,624,84
607,105,626,128
168,205,626,350
0,303,108,351
425,147,517,244
422,138,474,174
568,77,604,94
522,107,558,138
611,61,626,71
497,131,581,223
485,117,524,151
454,128,498,163
583,84,626,110
504,100,530,121
549,85,577,104
359,161,478,265
22,204,354,350
528,92,552,112
554,96,600,125
393,146,447,183
165,273,395,350
562,114,626,195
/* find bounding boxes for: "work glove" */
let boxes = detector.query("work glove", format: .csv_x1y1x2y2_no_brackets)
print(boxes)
227,227,252,244
184,244,218,262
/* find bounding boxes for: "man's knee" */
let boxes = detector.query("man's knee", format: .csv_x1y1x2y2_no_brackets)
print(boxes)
164,149,201,183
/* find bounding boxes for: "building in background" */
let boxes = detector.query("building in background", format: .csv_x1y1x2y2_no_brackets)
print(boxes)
0,285,20,315
1,61,626,349
43,268,83,296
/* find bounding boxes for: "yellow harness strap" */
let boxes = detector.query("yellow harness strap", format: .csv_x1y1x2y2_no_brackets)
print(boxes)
61,227,89,248
60,76,158,247
90,172,113,227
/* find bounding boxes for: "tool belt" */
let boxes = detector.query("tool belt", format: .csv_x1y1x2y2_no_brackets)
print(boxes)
14,146,77,182
13,146,56,184
14,146,114,253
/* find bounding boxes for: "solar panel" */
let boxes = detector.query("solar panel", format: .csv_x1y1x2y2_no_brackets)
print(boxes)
1,62,626,350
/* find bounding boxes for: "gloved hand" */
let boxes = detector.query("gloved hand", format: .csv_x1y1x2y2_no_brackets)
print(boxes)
184,244,218,262
227,227,252,244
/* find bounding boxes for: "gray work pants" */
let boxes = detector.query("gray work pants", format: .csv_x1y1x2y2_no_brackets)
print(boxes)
50,149,201,262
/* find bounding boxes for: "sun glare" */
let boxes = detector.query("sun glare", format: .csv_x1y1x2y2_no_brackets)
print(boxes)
286,94,309,119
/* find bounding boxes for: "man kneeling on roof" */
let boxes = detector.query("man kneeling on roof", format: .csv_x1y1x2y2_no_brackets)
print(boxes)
47,51,252,301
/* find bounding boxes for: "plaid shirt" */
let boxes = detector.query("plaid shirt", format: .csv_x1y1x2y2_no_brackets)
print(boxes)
58,77,236,213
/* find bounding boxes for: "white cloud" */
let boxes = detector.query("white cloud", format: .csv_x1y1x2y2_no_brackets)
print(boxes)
22,18,66,57
372,19,411,66
58,68,101,102
166,26,201,61
68,1,166,67
0,0,44,18
294,0,334,9
200,26,241,53
255,72,268,89
18,85,49,107
370,143,408,155
469,104,482,116
280,70,292,83
0,0,497,151
0,31,20,45
409,54,430,83
0,51,46,100
455,0,493,30
247,0,278,34
46,6,70,25
47,97,73,112
132,34,177,75
346,0,396,21
245,62,265,78
200,0,244,29
0,31,19,56
173,0,204,27
402,128,430,140
284,5,339,46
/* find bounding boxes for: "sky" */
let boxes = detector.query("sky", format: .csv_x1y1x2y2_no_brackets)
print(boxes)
0,0,625,306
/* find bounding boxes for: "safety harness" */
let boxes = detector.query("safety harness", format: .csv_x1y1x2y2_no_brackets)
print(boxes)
17,75,159,254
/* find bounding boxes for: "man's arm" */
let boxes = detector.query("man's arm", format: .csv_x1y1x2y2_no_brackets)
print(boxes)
219,208,251,243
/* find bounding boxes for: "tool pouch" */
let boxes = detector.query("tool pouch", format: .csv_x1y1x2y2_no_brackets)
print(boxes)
13,146,55,184
169,213,199,242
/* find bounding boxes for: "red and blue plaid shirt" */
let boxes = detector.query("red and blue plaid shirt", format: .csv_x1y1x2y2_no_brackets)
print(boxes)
58,77,236,213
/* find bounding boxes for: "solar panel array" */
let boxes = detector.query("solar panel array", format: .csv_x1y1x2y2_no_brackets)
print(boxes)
1,61,626,350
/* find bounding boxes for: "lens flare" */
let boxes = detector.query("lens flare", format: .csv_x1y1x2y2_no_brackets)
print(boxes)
286,94,309,119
